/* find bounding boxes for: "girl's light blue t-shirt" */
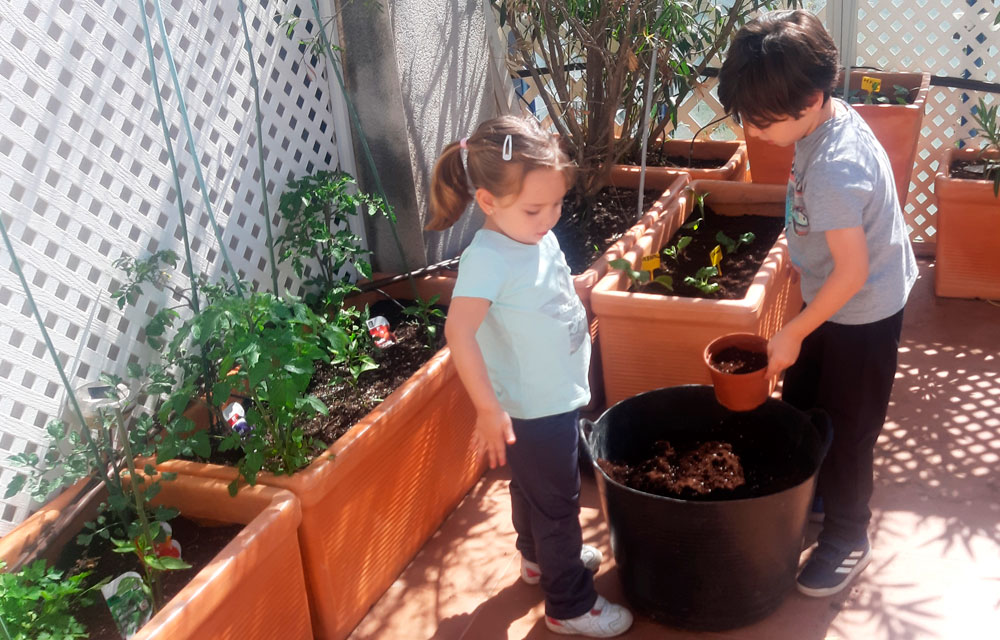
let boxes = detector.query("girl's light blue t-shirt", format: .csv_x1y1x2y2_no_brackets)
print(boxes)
451,229,591,420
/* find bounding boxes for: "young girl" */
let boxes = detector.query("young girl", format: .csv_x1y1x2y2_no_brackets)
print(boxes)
427,115,633,638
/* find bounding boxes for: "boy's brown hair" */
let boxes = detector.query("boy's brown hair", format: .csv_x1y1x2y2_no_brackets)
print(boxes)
718,9,840,129
426,115,575,231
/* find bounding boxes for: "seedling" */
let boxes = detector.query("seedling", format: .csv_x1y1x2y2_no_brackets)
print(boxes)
682,189,708,231
715,231,755,254
684,266,720,294
403,294,446,347
662,235,692,261
609,258,674,292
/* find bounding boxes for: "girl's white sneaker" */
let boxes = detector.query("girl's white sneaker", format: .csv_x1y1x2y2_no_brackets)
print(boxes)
544,595,634,637
520,545,603,585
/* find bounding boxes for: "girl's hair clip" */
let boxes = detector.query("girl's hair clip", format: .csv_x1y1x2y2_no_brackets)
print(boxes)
459,137,468,150
502,134,512,161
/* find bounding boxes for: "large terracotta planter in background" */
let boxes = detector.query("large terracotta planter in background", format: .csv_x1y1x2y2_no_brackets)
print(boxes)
591,180,801,407
611,139,748,189
934,147,1000,300
745,70,930,209
0,475,310,640
0,478,98,571
574,171,690,410
151,275,482,640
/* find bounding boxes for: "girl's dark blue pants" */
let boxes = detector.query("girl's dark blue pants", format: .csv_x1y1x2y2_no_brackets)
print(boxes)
506,409,596,619
782,307,904,549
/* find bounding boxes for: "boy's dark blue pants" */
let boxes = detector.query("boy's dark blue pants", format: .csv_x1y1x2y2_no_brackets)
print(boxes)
782,308,905,548
507,410,596,620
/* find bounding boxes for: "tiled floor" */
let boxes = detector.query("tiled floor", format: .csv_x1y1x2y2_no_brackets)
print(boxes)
350,259,1000,640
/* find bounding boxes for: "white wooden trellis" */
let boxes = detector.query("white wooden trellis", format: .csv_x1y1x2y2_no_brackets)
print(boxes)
0,0,349,535
502,0,1000,248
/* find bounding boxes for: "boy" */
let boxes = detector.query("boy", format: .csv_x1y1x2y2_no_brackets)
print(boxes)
717,10,918,597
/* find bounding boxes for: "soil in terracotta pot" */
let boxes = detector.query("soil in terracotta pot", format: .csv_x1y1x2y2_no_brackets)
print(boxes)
554,185,663,275
58,516,242,639
620,146,727,170
634,204,783,299
949,158,1000,182
596,411,815,501
710,346,767,375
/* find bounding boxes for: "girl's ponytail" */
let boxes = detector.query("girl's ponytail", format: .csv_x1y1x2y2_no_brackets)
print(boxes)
426,141,473,231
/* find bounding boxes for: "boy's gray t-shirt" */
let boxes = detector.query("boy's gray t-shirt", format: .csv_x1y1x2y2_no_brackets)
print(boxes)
786,98,917,325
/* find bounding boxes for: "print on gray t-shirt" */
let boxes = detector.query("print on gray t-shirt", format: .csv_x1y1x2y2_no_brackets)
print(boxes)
785,99,917,325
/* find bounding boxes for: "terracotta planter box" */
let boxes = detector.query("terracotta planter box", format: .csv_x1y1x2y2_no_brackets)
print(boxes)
0,475,310,640
574,171,690,410
745,70,930,209
591,180,802,406
611,139,748,189
0,478,98,571
934,147,1000,300
150,278,483,640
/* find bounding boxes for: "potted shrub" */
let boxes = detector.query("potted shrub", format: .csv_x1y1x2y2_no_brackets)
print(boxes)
745,69,931,209
934,96,1000,300
591,179,800,406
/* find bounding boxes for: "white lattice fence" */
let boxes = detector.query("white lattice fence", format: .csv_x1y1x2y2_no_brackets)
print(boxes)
0,0,346,534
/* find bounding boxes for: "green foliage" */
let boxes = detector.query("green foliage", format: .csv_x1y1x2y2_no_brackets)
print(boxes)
609,258,673,291
403,295,446,348
662,235,691,261
275,170,383,308
684,266,720,294
0,560,98,640
715,231,755,254
969,96,1000,197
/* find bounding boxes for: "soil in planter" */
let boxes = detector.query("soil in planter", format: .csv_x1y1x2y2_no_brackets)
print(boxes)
596,411,815,501
710,346,767,375
835,85,917,105
634,204,784,299
59,516,243,639
949,158,1000,182
620,146,727,170
553,185,663,275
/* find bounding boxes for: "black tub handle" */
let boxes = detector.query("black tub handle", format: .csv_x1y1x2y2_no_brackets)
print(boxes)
808,408,834,459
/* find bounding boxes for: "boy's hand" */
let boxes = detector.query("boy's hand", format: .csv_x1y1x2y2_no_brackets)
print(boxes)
766,327,802,379
473,406,516,469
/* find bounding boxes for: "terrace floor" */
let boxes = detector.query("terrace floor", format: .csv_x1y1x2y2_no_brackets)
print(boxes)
349,258,1000,640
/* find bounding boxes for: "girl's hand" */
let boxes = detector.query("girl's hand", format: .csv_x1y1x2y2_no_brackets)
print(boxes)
766,327,802,379
473,407,516,469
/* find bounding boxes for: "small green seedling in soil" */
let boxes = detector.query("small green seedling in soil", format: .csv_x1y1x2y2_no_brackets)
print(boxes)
403,294,446,347
684,266,720,294
609,259,674,292
662,235,692,261
682,189,708,231
715,231,755,254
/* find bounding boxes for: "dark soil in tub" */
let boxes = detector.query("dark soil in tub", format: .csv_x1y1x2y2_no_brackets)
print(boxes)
554,185,663,275
596,411,815,501
949,158,1000,182
60,516,243,639
710,346,767,375
620,148,727,169
635,204,784,299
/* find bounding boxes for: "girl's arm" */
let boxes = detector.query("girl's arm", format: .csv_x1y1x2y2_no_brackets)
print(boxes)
445,296,516,468
766,226,869,378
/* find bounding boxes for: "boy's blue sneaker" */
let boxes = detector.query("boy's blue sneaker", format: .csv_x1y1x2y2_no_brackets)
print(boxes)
809,496,824,523
796,538,872,597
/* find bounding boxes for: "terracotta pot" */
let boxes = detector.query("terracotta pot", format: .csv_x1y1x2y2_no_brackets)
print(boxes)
745,70,930,209
704,333,774,412
147,279,482,640
933,147,1000,300
611,139,748,188
574,171,691,410
591,180,802,406
1,475,310,640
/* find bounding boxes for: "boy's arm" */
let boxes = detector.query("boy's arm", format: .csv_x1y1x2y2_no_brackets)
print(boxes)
766,226,869,378
445,296,516,468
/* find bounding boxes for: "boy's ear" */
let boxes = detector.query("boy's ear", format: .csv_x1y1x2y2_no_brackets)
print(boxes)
475,188,496,216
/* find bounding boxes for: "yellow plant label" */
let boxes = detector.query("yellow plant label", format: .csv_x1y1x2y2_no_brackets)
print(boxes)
861,76,881,94
710,245,723,273
641,254,661,272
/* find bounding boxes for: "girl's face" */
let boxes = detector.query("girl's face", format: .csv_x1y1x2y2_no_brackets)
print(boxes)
476,167,568,245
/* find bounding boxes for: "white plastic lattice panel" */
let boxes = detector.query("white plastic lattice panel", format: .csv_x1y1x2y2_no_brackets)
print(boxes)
0,0,346,534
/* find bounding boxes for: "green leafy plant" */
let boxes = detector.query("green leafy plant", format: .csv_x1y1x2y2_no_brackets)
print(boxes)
662,235,692,261
403,294,446,347
329,305,379,384
683,189,709,231
715,231,755,254
684,265,720,294
969,96,1000,197
0,560,99,640
609,258,674,291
